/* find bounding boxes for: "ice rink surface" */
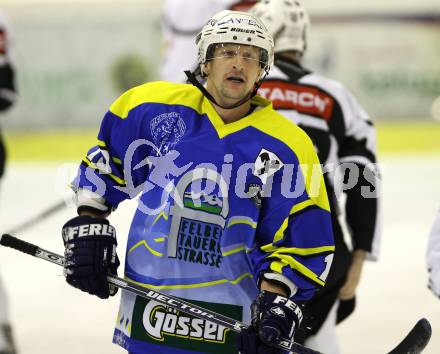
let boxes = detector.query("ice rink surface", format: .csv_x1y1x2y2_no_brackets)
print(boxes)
1,155,439,354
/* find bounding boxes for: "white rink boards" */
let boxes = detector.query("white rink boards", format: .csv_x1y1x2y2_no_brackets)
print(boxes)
0,156,439,354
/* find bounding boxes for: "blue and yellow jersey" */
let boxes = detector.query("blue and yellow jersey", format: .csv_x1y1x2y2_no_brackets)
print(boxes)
74,81,334,354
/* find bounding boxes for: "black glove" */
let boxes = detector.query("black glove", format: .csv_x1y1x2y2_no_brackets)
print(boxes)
237,291,303,354
337,297,356,324
62,215,119,299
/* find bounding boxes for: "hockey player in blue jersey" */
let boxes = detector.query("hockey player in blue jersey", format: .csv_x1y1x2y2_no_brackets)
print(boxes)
61,10,334,354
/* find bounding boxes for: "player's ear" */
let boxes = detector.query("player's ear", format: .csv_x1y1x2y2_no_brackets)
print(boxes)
255,68,265,84
201,63,209,78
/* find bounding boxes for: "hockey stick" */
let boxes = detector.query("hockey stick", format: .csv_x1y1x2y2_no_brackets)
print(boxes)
387,318,431,354
0,234,432,354
0,233,319,354
4,199,66,234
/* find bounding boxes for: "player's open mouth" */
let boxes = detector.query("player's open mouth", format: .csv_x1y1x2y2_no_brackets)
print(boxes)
226,76,245,83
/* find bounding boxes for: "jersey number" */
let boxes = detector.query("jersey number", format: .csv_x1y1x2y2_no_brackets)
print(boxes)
318,254,334,282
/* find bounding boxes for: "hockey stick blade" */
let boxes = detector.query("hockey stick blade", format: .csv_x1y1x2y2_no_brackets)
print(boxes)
387,318,432,354
0,234,320,354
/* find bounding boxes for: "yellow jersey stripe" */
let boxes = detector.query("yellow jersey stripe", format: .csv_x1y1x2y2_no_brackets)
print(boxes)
269,259,287,274
128,240,164,257
112,157,122,165
82,157,126,186
227,217,257,229
108,81,273,141
109,82,203,119
152,211,169,225
201,95,273,139
125,272,253,290
272,199,319,243
222,246,246,257
261,244,335,255
268,254,325,287
291,199,316,215
273,218,289,244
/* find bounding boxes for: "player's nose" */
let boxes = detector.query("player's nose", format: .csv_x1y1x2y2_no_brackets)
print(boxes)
231,55,246,70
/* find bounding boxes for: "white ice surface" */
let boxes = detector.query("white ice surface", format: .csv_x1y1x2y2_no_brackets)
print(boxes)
0,156,439,354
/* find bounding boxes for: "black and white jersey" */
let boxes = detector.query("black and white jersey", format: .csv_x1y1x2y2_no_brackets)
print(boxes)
0,10,15,111
258,58,381,260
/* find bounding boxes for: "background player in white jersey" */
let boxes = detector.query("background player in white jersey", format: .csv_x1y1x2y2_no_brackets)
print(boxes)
427,207,440,298
62,9,334,354
250,1,381,353
161,0,258,83
0,9,18,354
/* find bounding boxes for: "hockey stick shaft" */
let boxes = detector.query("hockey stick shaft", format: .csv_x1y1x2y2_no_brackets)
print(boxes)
0,233,320,354
5,200,66,235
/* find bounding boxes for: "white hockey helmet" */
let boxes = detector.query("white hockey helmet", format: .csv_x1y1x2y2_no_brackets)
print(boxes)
250,0,309,54
196,10,274,75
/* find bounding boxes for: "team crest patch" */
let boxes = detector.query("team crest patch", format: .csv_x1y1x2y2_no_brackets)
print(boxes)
150,112,186,154
253,148,284,184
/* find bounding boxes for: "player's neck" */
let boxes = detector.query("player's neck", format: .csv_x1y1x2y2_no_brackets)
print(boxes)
214,100,252,124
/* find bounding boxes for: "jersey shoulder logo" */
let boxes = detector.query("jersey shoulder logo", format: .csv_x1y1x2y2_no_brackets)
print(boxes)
253,148,284,184
258,81,335,121
150,111,186,154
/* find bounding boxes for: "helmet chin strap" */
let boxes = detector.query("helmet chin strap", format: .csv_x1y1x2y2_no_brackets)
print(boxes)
184,70,267,110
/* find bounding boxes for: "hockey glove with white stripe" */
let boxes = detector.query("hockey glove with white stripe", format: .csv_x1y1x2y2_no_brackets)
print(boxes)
237,291,303,354
62,215,119,299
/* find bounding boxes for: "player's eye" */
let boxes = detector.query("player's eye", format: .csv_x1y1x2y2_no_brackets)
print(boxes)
222,50,237,58
242,52,258,61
